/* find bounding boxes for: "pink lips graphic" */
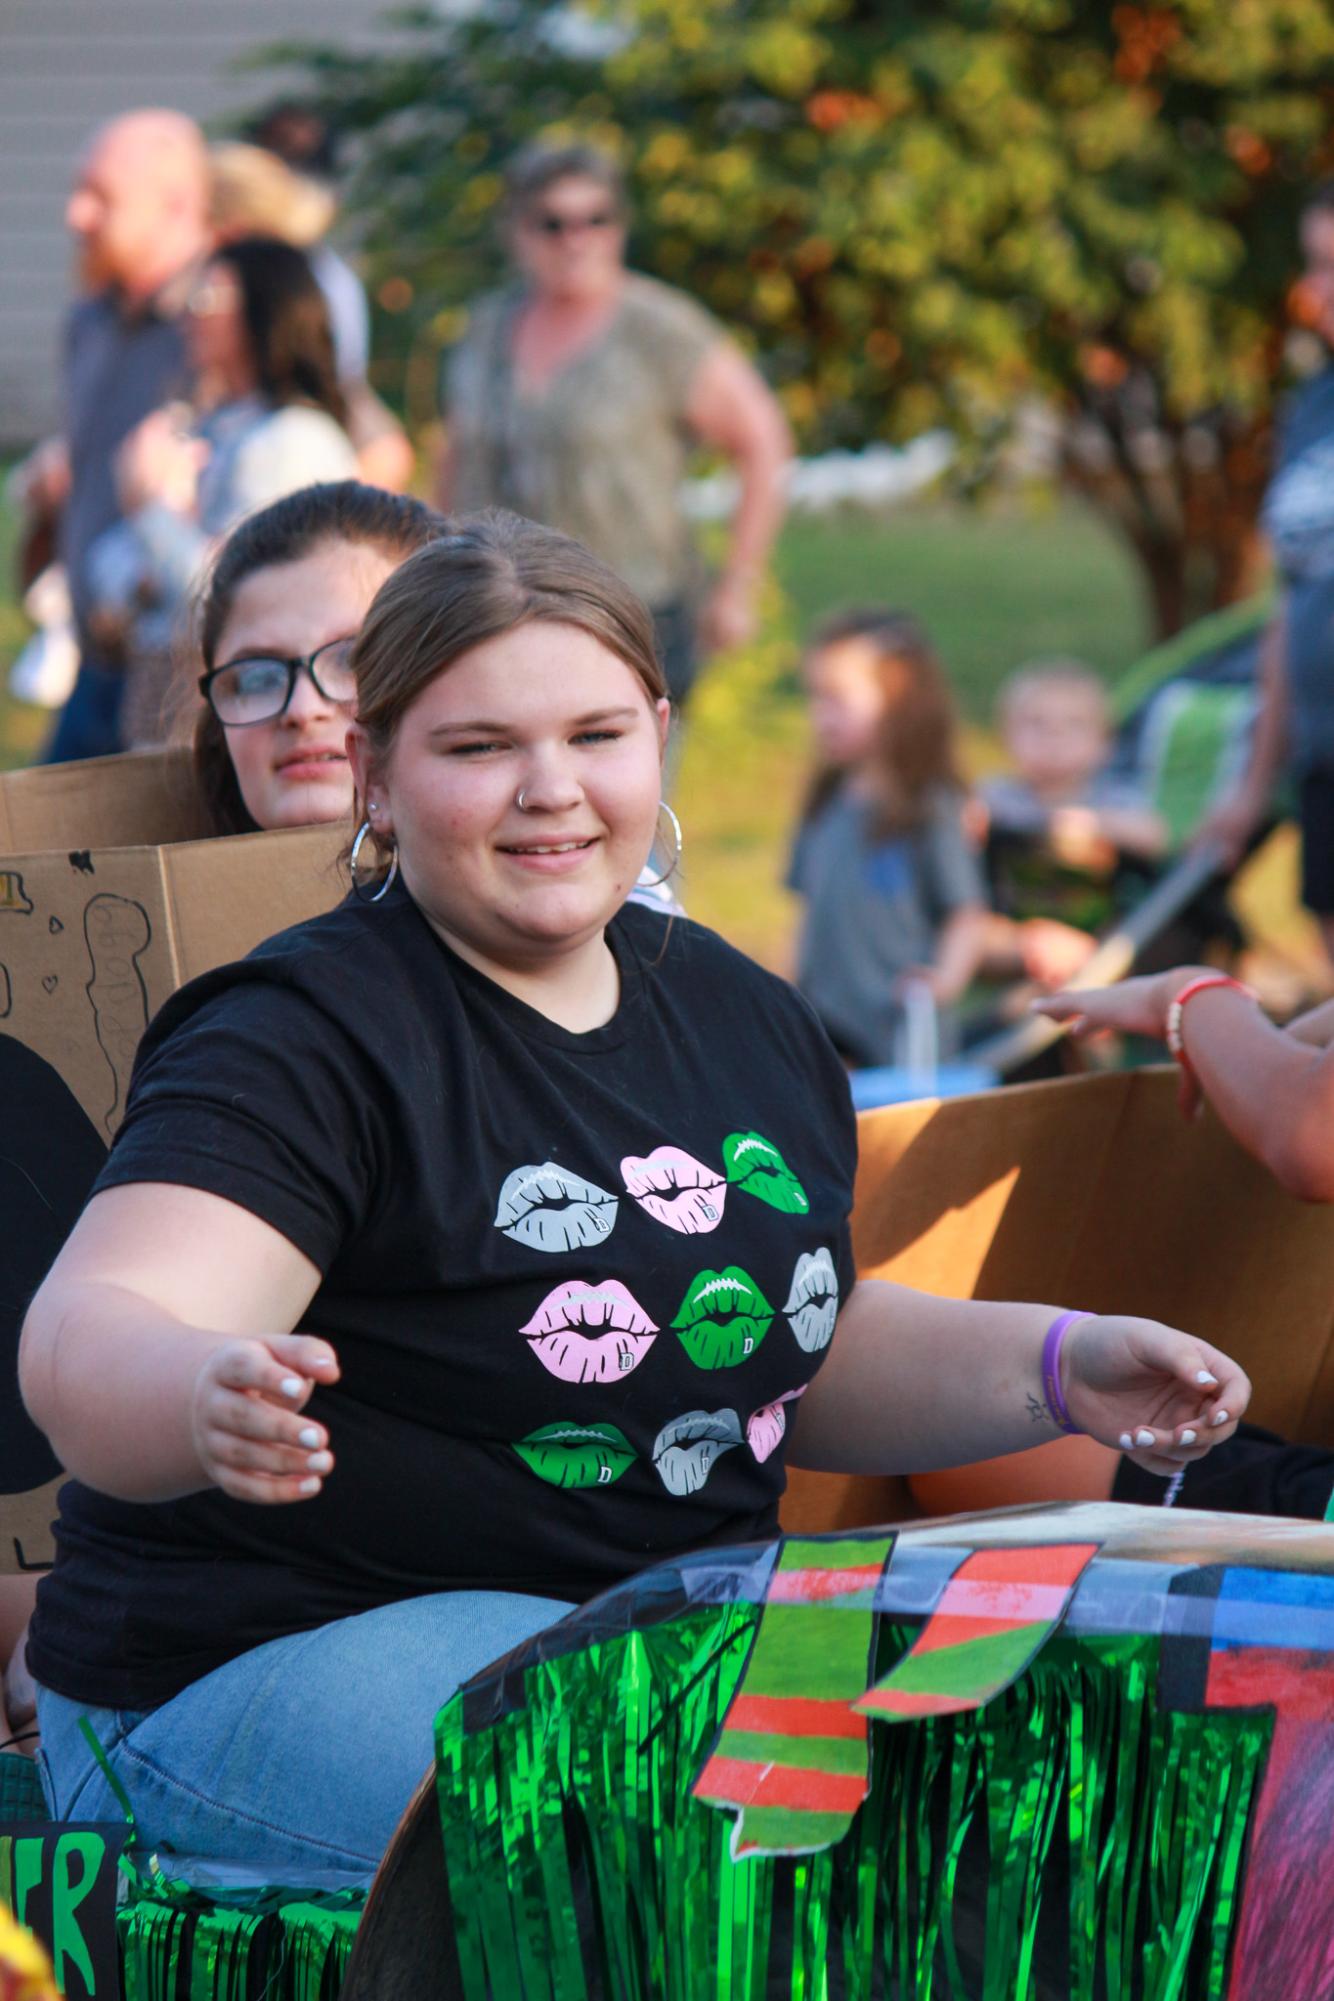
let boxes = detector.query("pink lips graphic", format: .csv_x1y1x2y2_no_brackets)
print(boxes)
521,1279,658,1384
746,1385,808,1463
621,1145,727,1235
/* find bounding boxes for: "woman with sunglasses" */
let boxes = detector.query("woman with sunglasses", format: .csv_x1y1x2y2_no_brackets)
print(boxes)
21,511,1247,1879
439,142,792,710
87,236,358,747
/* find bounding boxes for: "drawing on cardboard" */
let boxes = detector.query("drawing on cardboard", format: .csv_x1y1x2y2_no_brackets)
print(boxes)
67,852,94,876
82,893,151,1136
0,966,10,1021
0,872,34,915
48,917,63,935
41,976,57,995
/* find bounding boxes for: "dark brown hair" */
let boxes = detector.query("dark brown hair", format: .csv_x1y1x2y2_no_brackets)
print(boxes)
212,234,346,426
801,606,962,835
352,509,665,866
193,481,451,834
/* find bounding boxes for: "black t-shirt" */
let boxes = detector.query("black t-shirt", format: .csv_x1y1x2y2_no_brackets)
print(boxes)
28,889,858,1709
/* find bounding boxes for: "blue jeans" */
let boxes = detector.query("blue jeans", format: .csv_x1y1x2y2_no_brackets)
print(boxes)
42,657,125,764
36,1589,572,1881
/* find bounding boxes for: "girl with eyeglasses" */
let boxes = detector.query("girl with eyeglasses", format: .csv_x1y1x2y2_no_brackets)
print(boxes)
20,513,1247,1880
439,141,793,711
189,481,448,835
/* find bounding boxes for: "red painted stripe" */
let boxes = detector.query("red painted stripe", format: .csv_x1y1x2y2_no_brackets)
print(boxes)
694,1754,869,1814
858,1685,976,1718
1206,1649,1334,1720
945,1544,1098,1588
913,1612,1040,1655
767,1563,885,1603
726,1694,866,1740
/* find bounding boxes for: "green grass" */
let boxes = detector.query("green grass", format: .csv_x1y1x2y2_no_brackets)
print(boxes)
0,489,1154,968
772,496,1150,718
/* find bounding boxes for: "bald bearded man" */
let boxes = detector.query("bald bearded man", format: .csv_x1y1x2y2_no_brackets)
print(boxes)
43,111,213,762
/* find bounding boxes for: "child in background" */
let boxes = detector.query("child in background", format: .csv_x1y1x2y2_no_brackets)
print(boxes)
984,659,1168,870
789,609,1093,1069
980,659,1168,943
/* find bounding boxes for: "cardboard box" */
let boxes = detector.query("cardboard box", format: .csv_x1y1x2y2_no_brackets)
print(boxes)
0,747,346,1137
0,749,347,1569
785,1065,1334,1531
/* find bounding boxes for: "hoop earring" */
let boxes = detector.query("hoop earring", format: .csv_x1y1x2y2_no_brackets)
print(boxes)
638,801,683,887
349,819,400,904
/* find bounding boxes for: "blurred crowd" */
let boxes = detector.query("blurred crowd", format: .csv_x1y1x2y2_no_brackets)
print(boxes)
10,103,1334,1066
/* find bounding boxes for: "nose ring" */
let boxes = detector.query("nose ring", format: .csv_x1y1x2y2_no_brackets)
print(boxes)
516,788,531,812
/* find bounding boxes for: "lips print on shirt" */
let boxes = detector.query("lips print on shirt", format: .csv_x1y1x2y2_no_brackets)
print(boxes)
746,1385,808,1463
783,1247,840,1353
521,1279,658,1383
494,1162,619,1253
672,1267,774,1369
513,1420,635,1489
621,1146,727,1235
652,1408,744,1496
722,1131,809,1215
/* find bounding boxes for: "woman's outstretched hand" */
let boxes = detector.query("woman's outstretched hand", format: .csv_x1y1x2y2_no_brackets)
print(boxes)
1030,966,1210,1044
1062,1314,1249,1476
190,1334,340,1504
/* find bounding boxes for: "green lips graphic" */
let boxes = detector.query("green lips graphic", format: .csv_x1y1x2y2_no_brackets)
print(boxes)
672,1265,774,1369
722,1131,809,1214
513,1421,635,1489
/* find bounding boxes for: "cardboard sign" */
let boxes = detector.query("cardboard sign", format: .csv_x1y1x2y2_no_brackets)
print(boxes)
0,1825,129,2001
0,750,346,1139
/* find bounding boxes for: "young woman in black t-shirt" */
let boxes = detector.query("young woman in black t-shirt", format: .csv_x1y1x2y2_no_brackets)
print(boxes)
20,511,1251,1879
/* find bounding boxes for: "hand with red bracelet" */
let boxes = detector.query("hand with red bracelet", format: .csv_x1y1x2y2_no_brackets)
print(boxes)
1031,966,1258,1115
1031,964,1216,1043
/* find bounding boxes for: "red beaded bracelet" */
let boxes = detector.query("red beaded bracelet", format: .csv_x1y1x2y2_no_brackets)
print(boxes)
1164,974,1257,1073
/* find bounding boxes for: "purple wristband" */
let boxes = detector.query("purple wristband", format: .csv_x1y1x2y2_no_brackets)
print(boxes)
1041,1311,1091,1435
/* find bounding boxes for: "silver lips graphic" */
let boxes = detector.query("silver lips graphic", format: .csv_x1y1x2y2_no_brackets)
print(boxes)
493,1161,619,1253
783,1247,840,1352
651,1407,744,1496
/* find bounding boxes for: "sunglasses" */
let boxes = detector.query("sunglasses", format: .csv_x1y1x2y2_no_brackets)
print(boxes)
199,636,357,727
527,209,618,237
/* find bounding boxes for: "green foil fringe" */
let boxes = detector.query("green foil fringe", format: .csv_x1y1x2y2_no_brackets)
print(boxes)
115,1879,363,2000
435,1610,1273,1999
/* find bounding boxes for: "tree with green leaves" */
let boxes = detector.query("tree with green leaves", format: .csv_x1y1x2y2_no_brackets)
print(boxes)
255,0,1334,633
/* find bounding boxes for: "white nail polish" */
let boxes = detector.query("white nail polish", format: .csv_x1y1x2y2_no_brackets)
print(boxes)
299,1477,321,1494
1211,1408,1229,1427
298,1427,321,1448
1135,1428,1155,1447
280,1377,303,1398
307,1451,332,1473
1180,1429,1197,1446
1119,1433,1133,1450
1196,1370,1219,1386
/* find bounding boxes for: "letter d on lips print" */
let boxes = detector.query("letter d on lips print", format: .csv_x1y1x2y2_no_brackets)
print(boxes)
494,1161,619,1252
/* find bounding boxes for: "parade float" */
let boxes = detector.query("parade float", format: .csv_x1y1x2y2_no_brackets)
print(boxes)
3,1064,1332,1997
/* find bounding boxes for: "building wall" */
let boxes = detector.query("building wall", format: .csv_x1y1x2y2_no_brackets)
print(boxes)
0,0,401,445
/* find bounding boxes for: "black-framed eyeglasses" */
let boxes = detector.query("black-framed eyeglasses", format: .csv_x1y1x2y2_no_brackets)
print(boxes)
528,209,617,237
199,636,358,727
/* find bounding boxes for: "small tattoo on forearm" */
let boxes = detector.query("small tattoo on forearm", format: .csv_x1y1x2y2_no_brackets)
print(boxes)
1026,1393,1048,1426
